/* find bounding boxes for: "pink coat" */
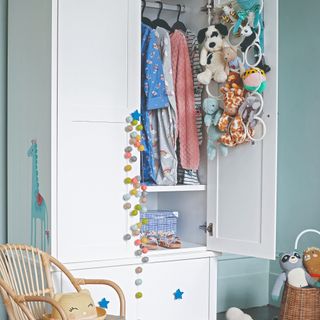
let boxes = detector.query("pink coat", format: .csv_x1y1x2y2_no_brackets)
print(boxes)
170,31,199,170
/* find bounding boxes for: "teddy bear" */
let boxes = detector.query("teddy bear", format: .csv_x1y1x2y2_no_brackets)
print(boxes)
272,251,316,302
303,247,320,281
197,24,229,85
226,307,254,320
202,97,228,159
223,44,242,72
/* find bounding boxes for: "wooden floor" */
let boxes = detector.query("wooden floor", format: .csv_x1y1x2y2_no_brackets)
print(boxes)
217,305,279,320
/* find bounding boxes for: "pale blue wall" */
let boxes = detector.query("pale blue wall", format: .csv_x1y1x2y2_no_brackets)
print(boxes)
269,0,320,305
0,1,7,318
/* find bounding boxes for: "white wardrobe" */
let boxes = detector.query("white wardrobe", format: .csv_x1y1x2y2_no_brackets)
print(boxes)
7,0,278,319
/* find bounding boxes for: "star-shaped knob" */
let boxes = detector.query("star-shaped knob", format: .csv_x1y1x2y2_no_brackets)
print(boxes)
98,298,110,309
174,289,184,300
131,110,141,121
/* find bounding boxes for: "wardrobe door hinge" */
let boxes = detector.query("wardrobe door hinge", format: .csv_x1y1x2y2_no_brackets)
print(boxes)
199,223,214,236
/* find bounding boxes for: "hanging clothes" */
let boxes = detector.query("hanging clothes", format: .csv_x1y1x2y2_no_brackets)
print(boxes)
152,26,178,186
170,30,200,171
141,23,169,184
176,29,203,185
185,29,203,146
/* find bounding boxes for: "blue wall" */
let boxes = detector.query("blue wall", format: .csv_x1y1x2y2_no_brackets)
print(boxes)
269,0,320,305
0,0,7,318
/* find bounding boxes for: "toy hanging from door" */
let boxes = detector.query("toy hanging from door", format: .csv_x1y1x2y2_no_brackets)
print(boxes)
27,140,49,251
198,0,268,159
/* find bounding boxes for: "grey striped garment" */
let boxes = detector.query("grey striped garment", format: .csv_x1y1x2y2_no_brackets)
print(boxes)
185,29,203,146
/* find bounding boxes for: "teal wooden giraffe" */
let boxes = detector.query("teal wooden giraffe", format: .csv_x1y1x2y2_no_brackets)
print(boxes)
27,140,49,251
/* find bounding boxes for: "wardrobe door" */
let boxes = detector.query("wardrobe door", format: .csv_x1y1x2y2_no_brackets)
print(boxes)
57,0,140,122
206,0,278,260
56,0,141,262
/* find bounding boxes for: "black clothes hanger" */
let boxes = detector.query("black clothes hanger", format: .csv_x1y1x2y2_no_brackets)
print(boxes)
171,5,187,32
152,1,171,31
141,0,153,27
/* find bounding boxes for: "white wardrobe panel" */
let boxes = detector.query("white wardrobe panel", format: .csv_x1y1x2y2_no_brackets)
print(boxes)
57,122,130,262
139,258,210,320
207,0,278,260
58,0,130,122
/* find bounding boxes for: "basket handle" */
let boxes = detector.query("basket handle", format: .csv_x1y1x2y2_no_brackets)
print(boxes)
295,229,320,250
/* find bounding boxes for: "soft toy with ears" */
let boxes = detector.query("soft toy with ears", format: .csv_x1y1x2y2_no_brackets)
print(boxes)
226,307,254,320
202,97,228,159
197,24,229,85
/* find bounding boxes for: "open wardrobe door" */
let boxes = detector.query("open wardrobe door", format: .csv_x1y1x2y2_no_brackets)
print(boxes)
206,0,279,260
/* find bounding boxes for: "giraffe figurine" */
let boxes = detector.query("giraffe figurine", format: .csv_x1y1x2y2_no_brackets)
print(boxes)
27,140,49,251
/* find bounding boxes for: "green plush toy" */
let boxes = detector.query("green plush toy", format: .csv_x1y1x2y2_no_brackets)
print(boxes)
202,98,228,159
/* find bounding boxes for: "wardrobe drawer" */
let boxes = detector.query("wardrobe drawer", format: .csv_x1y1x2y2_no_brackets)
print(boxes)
140,258,211,320
62,257,215,320
62,264,136,318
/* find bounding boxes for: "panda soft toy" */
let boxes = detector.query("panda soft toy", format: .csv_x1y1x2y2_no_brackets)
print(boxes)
226,307,253,320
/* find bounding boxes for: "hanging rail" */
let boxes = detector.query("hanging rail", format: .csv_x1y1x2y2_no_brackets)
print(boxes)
144,1,186,13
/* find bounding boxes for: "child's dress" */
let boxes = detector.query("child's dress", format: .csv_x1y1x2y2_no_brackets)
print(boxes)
141,23,169,184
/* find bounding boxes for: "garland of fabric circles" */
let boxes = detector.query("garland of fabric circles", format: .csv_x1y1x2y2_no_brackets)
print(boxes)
122,110,150,310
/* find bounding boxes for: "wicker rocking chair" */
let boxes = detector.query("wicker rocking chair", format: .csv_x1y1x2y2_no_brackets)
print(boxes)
0,244,125,320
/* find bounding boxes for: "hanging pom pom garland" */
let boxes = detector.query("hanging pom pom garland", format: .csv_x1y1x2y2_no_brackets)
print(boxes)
122,110,149,313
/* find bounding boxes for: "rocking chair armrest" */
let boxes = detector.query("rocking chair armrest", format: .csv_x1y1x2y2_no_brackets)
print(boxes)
75,278,126,317
0,279,36,320
21,295,68,320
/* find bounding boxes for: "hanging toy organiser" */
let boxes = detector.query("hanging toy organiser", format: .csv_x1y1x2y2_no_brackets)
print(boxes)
199,0,269,159
279,229,320,320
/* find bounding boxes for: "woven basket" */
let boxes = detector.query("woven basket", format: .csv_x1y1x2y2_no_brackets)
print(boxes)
280,284,320,320
280,229,320,320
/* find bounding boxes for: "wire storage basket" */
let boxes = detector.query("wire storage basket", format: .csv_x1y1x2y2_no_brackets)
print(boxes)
280,229,320,320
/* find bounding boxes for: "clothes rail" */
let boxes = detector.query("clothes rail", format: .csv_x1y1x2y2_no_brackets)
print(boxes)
144,1,186,13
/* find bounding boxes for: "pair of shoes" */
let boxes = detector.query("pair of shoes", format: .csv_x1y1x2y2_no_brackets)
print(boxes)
158,232,182,249
141,232,182,250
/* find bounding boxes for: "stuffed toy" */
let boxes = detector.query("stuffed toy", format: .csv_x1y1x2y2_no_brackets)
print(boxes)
241,67,266,93
51,289,99,320
202,97,228,159
239,94,262,129
303,247,320,281
222,44,242,72
238,25,258,53
226,307,254,320
221,4,238,25
218,73,246,147
272,252,316,301
197,24,229,84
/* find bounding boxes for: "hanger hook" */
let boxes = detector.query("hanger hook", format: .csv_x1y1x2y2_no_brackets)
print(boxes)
142,0,146,16
156,1,163,19
176,4,182,22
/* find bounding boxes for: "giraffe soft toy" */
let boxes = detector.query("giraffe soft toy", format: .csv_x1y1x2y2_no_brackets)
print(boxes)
218,72,247,147
28,140,49,251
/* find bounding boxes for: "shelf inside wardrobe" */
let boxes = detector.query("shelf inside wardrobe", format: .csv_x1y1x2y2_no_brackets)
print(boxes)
147,185,207,193
147,241,207,256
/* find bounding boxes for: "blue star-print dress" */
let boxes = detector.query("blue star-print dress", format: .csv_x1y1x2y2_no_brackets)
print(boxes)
141,23,169,184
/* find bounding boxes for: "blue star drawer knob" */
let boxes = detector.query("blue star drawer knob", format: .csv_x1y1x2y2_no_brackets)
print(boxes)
98,298,110,309
131,110,141,121
174,289,184,300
